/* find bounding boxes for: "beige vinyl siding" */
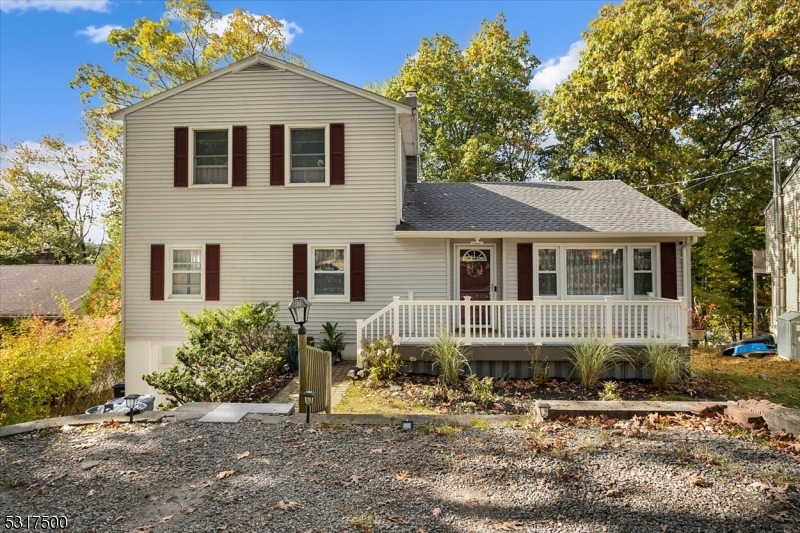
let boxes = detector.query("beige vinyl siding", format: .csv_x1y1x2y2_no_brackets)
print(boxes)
766,170,800,332
504,238,686,300
123,68,446,353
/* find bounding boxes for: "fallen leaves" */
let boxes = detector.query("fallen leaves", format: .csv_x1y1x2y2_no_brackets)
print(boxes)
432,507,442,518
492,521,522,531
236,451,250,460
395,471,411,481
158,515,173,523
689,474,709,487
348,475,363,484
276,500,303,511
386,514,409,524
216,470,235,479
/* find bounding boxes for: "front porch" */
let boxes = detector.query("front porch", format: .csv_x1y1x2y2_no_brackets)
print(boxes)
357,296,689,364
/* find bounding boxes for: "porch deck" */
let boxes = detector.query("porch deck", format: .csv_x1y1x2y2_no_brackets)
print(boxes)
357,296,689,364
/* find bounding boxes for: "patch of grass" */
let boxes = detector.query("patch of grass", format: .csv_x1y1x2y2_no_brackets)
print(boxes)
333,383,437,415
469,418,489,429
346,510,375,532
771,473,800,484
691,349,800,408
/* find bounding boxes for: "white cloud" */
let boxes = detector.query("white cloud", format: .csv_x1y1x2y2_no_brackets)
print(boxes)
203,12,302,45
529,40,585,93
77,24,122,43
0,0,109,13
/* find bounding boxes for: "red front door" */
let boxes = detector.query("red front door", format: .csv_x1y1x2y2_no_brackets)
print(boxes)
460,249,491,327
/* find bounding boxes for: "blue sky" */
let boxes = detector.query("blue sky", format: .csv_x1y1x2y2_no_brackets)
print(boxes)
0,0,610,146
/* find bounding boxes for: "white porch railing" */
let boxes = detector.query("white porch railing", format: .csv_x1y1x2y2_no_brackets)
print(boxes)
356,296,689,360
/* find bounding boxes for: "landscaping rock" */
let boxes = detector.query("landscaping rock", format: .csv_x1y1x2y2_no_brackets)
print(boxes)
762,407,800,438
724,407,764,428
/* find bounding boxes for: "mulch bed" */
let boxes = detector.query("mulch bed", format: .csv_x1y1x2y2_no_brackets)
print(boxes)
231,369,297,403
365,373,732,415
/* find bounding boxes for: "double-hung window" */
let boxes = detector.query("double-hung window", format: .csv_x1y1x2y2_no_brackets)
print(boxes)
288,126,328,184
565,248,625,297
632,247,655,296
311,246,347,299
537,248,558,296
169,247,203,298
193,128,230,185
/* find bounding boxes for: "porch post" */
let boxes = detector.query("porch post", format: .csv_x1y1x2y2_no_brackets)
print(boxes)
533,296,542,343
392,296,401,342
463,296,472,344
605,296,614,339
678,296,689,346
356,319,363,367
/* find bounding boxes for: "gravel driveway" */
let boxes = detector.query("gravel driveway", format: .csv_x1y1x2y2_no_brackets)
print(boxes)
1,416,799,532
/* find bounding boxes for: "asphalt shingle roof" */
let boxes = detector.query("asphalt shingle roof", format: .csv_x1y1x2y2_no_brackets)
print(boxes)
398,180,704,235
0,265,97,318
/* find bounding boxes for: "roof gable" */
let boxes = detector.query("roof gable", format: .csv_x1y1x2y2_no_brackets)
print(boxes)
110,54,412,120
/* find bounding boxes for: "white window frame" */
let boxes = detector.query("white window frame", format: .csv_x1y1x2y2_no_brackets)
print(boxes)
285,124,330,187
189,126,232,188
308,244,349,302
530,244,661,300
631,246,658,299
166,245,205,301
534,247,559,299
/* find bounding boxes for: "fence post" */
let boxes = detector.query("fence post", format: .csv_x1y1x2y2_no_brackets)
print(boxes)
533,296,542,343
605,297,613,339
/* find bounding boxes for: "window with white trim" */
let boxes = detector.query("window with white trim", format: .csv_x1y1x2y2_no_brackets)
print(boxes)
537,248,558,296
633,247,655,296
170,247,202,298
193,128,230,185
566,248,625,296
312,247,346,297
289,127,327,184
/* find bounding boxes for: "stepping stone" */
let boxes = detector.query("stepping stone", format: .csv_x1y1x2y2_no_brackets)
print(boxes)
198,403,255,423
250,403,295,415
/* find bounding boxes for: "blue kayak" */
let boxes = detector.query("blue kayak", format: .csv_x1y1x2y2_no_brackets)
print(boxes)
731,343,776,357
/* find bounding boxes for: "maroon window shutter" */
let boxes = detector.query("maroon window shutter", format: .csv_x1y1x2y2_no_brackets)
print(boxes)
270,125,285,186
350,243,365,302
517,243,533,300
205,244,220,301
150,244,165,300
174,127,189,187
330,123,345,185
660,242,678,300
232,126,247,186
293,244,307,298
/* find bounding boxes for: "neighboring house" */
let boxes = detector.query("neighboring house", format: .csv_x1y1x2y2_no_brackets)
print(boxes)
111,54,705,395
0,251,96,321
763,160,800,333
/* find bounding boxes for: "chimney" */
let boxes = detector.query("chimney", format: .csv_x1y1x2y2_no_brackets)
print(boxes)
405,89,417,111
38,246,56,264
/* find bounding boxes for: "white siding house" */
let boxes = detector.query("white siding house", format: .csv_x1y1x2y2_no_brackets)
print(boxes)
113,55,705,394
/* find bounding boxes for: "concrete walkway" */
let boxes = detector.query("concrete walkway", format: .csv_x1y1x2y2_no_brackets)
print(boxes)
270,360,353,411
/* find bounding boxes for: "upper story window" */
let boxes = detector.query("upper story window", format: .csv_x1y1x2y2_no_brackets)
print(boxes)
192,128,231,186
288,126,329,185
169,247,202,298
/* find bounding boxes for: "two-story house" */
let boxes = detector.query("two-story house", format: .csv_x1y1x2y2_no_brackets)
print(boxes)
112,54,704,395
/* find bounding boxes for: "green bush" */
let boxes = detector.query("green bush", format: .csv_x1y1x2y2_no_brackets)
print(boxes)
0,310,123,426
643,341,688,389
361,335,401,381
568,333,630,388
320,321,346,361
466,374,494,406
143,302,293,407
599,380,621,401
424,328,471,387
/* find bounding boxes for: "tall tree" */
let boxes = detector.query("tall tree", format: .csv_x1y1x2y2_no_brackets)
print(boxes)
372,14,544,182
542,0,800,338
0,137,113,264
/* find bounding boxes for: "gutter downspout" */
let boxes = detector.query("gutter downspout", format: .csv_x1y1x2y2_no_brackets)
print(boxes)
771,134,785,323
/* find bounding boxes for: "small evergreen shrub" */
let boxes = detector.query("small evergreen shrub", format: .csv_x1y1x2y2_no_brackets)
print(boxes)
361,335,401,381
143,302,293,407
599,381,622,401
424,328,471,387
643,340,688,389
466,374,494,406
568,333,630,388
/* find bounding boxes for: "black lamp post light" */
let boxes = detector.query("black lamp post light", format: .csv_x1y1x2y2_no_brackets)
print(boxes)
401,419,414,431
289,293,311,334
302,390,316,424
538,402,551,420
124,394,141,424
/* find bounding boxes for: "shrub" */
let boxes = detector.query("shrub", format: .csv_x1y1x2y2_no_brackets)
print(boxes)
466,374,494,406
599,381,621,401
320,321,346,362
0,308,123,426
361,335,401,381
143,302,293,407
643,341,688,389
568,333,630,388
527,344,549,385
424,328,471,387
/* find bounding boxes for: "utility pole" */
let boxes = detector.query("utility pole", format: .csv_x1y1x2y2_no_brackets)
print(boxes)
770,133,785,326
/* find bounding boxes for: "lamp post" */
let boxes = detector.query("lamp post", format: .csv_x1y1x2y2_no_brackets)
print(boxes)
302,391,316,424
124,394,141,424
538,402,551,420
289,293,312,416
